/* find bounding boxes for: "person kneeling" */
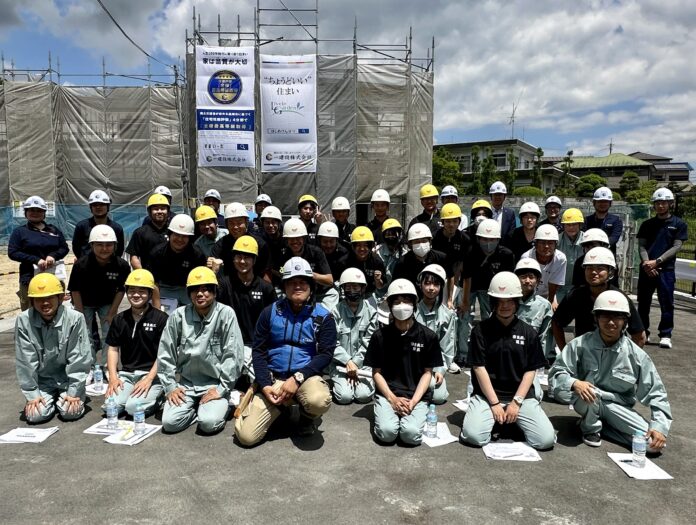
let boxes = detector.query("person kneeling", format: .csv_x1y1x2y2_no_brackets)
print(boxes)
158,267,244,434
15,273,92,423
460,272,555,450
365,279,443,446
549,290,671,452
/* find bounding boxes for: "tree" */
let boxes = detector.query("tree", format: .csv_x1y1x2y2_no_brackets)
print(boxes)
619,170,640,195
561,150,574,189
505,147,518,191
532,147,544,189
575,173,608,198
481,147,497,192
513,185,546,197
432,146,462,192
625,180,657,204
466,145,484,195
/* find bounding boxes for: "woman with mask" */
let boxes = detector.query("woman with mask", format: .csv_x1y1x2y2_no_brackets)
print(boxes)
364,279,443,446
466,199,494,238
392,223,449,288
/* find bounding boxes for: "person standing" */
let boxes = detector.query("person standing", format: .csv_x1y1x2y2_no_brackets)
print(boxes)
366,189,391,245
193,205,228,258
520,225,567,310
330,196,356,249
539,196,563,233
440,185,469,230
489,181,516,239
584,187,623,255
504,202,540,261
202,188,226,228
556,208,585,303
72,189,125,259
432,203,471,309
408,184,442,237
297,194,322,244
375,218,407,285
637,188,688,349
127,194,170,270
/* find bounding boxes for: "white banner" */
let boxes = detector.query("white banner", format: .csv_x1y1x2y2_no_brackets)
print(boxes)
195,46,255,168
260,54,317,173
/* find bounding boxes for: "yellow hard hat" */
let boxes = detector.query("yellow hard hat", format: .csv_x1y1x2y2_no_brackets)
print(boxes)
195,205,218,223
186,266,218,288
232,235,259,256
561,208,584,224
124,269,156,290
147,194,170,208
381,218,402,232
471,199,492,211
298,194,318,206
440,203,462,220
27,273,64,298
351,226,375,243
419,184,439,199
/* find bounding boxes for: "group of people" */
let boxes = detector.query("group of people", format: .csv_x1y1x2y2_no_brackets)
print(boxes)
9,179,683,453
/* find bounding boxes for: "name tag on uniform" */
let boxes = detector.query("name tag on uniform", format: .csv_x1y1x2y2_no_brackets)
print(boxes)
251,291,263,300
142,322,157,332
411,342,423,352
513,334,525,345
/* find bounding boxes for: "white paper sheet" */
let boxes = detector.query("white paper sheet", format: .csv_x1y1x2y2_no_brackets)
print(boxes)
482,442,542,461
86,383,107,397
83,419,133,436
103,423,161,446
335,366,373,379
228,390,242,406
422,422,459,447
0,426,59,443
607,453,673,480
452,398,470,412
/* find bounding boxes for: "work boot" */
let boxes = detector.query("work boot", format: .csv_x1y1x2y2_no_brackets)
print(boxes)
297,414,316,437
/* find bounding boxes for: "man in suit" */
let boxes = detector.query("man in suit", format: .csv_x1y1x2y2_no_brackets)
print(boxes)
489,181,516,239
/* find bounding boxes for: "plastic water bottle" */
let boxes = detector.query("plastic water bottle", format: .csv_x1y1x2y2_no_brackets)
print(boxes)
133,402,146,435
425,404,438,438
632,431,647,468
105,396,119,430
94,365,104,393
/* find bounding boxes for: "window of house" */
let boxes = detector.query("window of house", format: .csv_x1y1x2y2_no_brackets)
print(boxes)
492,153,506,168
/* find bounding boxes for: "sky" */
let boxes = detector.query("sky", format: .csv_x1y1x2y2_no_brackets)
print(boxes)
1,0,694,169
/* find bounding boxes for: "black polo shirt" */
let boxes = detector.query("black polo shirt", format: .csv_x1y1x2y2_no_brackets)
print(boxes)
105,305,169,372
392,249,450,286
344,251,387,295
325,244,349,281
305,221,319,245
365,321,442,402
553,283,644,336
504,226,535,262
147,242,206,287
467,316,545,400
366,216,388,245
280,243,333,294
126,222,169,269
68,253,130,307
211,232,271,279
408,211,442,237
335,221,356,250
72,217,126,258
217,274,277,344
432,228,471,273
637,215,688,271
460,244,515,291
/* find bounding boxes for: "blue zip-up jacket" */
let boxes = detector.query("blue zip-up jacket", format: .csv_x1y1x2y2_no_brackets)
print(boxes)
8,222,69,285
252,298,337,388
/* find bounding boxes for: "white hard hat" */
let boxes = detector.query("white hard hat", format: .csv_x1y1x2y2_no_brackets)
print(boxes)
168,214,195,236
331,196,351,211
440,185,458,199
582,247,616,268
593,290,630,315
88,190,111,205
489,181,507,194
23,196,48,210
260,206,282,221
371,189,390,203
88,224,117,243
255,193,272,205
519,202,541,216
317,222,339,238
651,188,675,202
545,196,562,207
224,202,249,220
514,258,542,277
283,218,308,238
488,271,523,298
534,224,560,242
204,189,222,201
407,223,433,242
282,257,314,281
339,268,367,286
593,187,613,201
386,278,418,301
476,218,502,239
579,228,609,246
154,185,172,197
418,264,447,285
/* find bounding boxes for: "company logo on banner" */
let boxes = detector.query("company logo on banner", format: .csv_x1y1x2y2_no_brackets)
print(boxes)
196,46,255,168
260,54,317,173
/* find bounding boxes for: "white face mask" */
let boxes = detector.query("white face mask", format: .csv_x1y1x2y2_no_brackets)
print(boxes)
474,215,487,225
411,242,430,258
391,303,414,321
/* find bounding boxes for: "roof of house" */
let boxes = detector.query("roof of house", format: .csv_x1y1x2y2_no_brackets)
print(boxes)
553,153,652,169
439,138,539,151
654,162,693,171
628,151,673,162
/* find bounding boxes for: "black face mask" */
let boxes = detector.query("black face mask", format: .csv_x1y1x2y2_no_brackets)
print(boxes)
384,236,400,246
344,291,362,302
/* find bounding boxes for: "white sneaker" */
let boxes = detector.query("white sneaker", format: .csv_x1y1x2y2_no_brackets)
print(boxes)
447,362,462,374
659,337,672,349
86,369,94,386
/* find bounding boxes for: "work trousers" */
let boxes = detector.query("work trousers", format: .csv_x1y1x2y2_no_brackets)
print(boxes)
373,394,428,446
637,270,676,338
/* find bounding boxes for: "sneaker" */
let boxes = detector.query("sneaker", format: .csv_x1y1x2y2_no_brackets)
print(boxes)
447,362,462,374
583,432,602,447
659,337,672,349
297,415,316,437
86,369,94,386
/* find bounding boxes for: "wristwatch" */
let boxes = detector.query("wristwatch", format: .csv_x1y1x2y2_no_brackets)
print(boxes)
513,395,524,406
293,372,305,385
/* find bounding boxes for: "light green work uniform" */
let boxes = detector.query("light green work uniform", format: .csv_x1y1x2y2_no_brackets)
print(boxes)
193,228,228,257
518,293,554,364
556,231,583,302
549,330,672,445
110,370,164,417
15,305,93,423
375,243,406,285
157,301,244,433
454,288,491,364
329,299,377,404
416,299,455,404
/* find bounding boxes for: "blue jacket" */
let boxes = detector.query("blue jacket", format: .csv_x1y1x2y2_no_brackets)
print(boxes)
252,299,337,388
8,223,69,285
72,217,125,258
584,212,623,251
493,207,517,239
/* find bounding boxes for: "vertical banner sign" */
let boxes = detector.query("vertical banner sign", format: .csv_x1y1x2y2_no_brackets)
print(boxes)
260,54,317,172
196,46,255,168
